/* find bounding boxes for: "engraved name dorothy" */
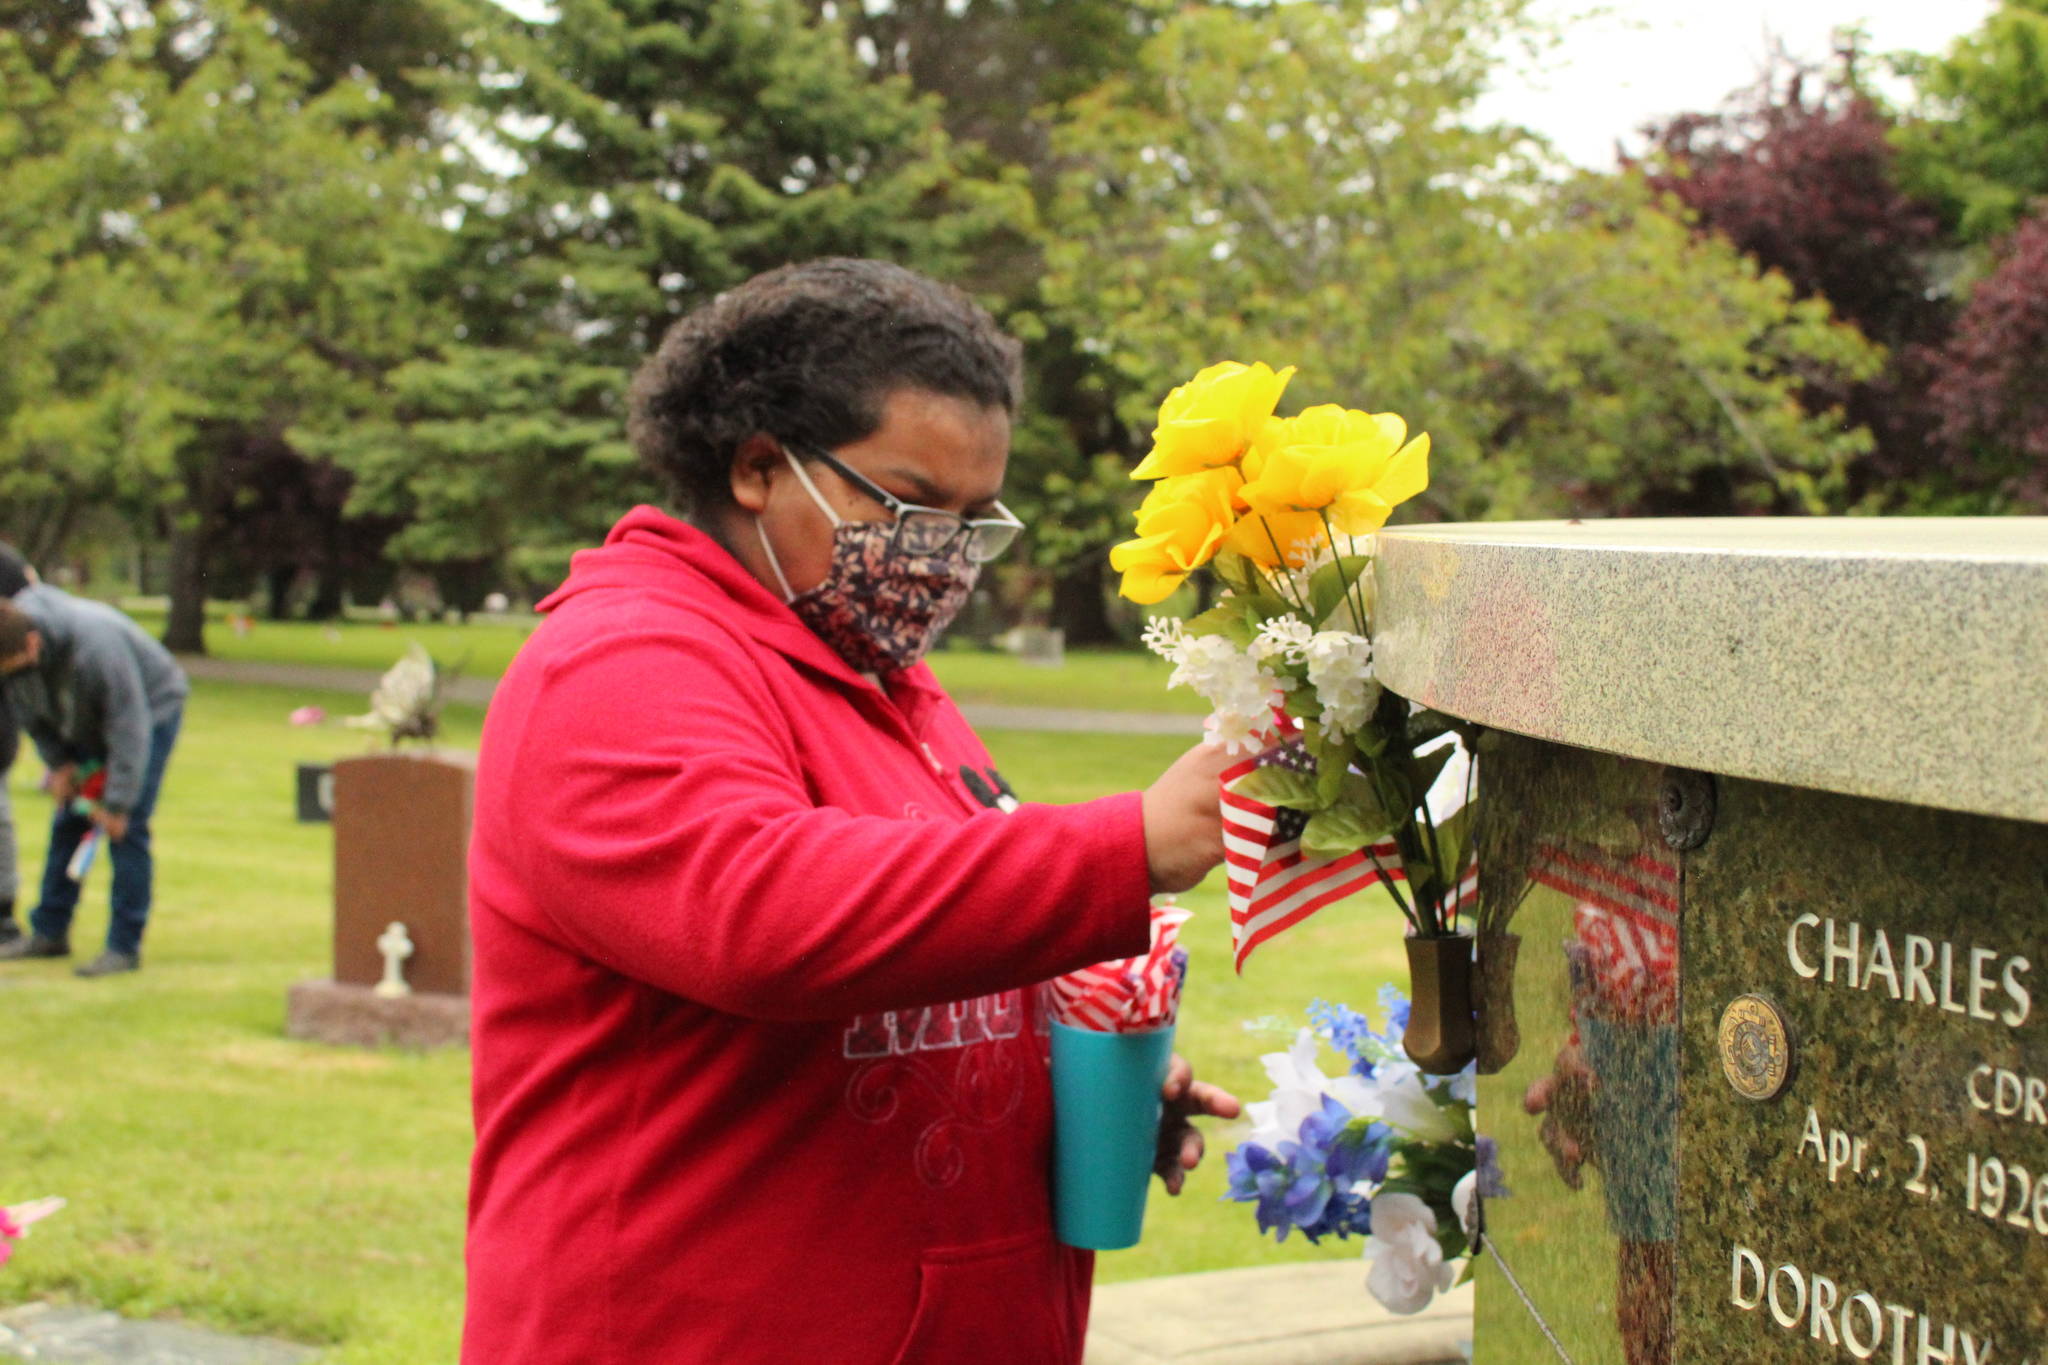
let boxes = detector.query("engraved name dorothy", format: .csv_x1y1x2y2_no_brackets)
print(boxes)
1729,1246,2011,1365
1785,915,2032,1029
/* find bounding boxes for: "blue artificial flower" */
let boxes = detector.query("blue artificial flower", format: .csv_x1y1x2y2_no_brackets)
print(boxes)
1475,1135,1511,1200
1225,1143,1295,1239
1377,983,1412,1040
1327,1117,1394,1191
1226,1097,1381,1243
1307,998,1374,1073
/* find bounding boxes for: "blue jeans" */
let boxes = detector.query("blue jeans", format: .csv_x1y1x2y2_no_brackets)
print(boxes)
33,708,182,957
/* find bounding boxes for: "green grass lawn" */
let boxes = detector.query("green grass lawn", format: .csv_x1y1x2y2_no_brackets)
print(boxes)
117,604,1205,715
0,680,1401,1360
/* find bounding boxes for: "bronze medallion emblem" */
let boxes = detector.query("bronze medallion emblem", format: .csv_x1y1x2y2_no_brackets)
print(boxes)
1719,994,1794,1101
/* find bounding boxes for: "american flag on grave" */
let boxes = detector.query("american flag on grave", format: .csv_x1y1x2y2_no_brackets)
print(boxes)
1221,728,1477,973
1533,839,1680,1026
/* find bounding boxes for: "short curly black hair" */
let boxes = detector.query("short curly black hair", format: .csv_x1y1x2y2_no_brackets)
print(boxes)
628,258,1024,515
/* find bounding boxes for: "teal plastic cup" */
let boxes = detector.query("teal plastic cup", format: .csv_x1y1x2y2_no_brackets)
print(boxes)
1050,1021,1176,1250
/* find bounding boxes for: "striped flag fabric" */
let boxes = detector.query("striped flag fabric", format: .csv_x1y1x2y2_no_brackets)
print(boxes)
1222,730,1477,973
1047,903,1191,1032
1533,839,1679,1024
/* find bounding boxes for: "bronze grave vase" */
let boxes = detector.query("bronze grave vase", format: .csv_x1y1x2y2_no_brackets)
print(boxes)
1402,934,1477,1074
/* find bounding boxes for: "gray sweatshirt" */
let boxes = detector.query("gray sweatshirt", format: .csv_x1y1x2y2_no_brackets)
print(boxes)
2,585,188,812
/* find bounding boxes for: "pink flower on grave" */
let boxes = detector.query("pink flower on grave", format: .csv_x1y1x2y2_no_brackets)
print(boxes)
0,1198,63,1268
289,706,327,726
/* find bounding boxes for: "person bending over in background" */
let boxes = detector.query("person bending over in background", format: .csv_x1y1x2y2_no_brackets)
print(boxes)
0,585,187,977
0,542,34,946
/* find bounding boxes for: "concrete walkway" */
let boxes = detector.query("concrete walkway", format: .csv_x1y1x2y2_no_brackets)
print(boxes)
0,1305,315,1364
2,1270,1471,1364
1087,1267,1472,1365
177,656,1203,736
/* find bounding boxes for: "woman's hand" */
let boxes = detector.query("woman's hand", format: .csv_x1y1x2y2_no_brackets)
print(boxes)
1140,741,1240,894
1154,1054,1242,1195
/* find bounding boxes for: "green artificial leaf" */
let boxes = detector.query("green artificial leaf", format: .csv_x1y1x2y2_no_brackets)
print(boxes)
1407,743,1457,814
1315,734,1356,806
1231,764,1321,811
1211,552,1264,602
1306,554,1374,630
1184,598,1256,646
1432,800,1477,890
1301,805,1373,859
1406,709,1463,748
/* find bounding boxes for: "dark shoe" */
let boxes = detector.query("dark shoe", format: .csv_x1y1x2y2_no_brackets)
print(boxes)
0,918,19,946
0,933,68,961
74,950,139,978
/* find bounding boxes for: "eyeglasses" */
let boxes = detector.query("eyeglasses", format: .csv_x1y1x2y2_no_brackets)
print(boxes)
795,442,1026,564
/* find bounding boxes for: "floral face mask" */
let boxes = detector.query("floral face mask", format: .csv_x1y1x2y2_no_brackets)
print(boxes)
756,452,980,674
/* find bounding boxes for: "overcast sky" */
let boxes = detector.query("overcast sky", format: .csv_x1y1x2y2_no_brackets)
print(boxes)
1476,0,1997,168
486,0,1996,172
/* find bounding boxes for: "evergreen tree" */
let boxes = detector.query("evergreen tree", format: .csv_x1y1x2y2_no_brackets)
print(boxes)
820,0,1171,640
344,0,1033,594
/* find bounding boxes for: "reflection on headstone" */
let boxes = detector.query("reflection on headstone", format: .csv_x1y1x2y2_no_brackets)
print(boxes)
1470,732,2048,1365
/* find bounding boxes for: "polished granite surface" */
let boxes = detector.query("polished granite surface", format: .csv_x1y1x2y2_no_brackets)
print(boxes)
1470,731,2048,1364
1373,517,2048,824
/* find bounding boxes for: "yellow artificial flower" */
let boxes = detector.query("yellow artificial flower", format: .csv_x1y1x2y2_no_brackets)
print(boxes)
1220,506,1331,569
1236,404,1431,538
1110,467,1244,603
1129,361,1297,480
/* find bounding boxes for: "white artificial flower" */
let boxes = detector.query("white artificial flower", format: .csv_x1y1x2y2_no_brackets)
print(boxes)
1376,1069,1458,1144
1248,614,1314,666
1451,1170,1480,1243
1364,1192,1456,1315
345,643,440,740
1246,1029,1379,1149
1141,616,1187,662
1303,630,1372,688
1169,635,1281,720
1302,630,1374,735
1318,683,1372,736
1420,732,1474,826
1203,709,1268,755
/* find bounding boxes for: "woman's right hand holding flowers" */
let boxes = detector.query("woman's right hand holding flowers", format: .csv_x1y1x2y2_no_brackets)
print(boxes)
1141,741,1239,894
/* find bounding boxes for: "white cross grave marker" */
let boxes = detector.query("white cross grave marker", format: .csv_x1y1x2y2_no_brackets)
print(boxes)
374,921,415,999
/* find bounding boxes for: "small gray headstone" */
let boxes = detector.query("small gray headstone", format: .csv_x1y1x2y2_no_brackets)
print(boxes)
1013,626,1065,668
293,764,333,824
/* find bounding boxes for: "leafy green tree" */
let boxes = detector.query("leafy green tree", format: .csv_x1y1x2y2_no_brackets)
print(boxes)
344,0,1034,594
815,0,1172,641
0,2,446,649
1043,0,1882,531
1891,0,2048,245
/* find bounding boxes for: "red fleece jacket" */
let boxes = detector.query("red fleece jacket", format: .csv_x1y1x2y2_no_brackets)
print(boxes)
463,507,1153,1364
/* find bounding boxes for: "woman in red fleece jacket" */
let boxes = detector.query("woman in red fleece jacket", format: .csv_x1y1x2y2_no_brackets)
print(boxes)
464,259,1241,1364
